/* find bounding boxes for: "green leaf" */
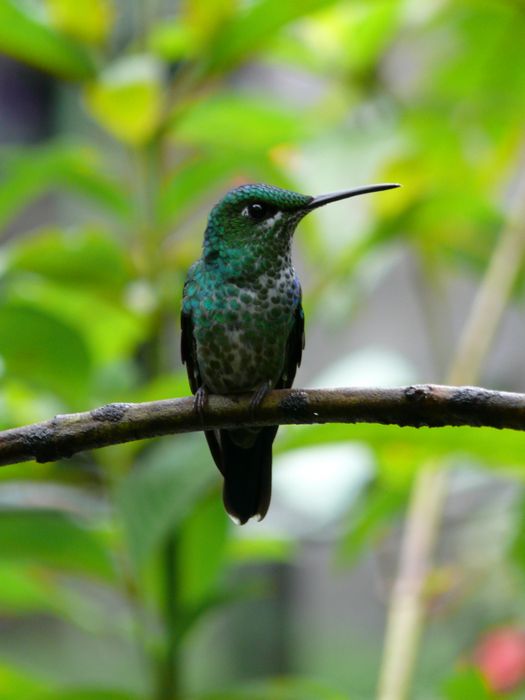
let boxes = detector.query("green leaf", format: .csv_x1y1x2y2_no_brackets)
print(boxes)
0,0,96,79
116,436,213,569
0,377,64,430
0,302,92,404
148,19,197,62
4,276,145,366
127,372,191,404
178,491,229,609
200,0,344,74
84,56,164,145
37,692,142,700
443,667,494,700
149,1,237,63
0,663,49,698
182,0,238,44
338,484,406,564
157,152,244,230
279,422,525,480
0,559,131,637
199,676,348,700
0,619,148,693
8,227,129,292
45,0,115,45
0,559,128,640
0,143,131,233
173,94,313,152
0,511,114,580
267,2,403,76
228,536,296,564
157,150,299,236
339,2,403,72
0,561,62,615
430,4,525,122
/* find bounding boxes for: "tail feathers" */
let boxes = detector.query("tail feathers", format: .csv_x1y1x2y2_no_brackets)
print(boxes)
220,427,277,525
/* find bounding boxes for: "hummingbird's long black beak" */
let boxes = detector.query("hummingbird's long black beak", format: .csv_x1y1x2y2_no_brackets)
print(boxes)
307,183,400,210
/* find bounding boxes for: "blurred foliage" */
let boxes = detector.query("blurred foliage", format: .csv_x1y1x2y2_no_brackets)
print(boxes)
0,0,524,698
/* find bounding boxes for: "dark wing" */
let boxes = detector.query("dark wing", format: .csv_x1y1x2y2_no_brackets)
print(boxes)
278,296,305,390
180,299,200,394
181,287,223,470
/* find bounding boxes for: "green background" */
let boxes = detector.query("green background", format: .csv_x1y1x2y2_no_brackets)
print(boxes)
0,1,525,698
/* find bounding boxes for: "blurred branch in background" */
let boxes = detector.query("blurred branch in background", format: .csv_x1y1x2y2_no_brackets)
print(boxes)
377,142,525,700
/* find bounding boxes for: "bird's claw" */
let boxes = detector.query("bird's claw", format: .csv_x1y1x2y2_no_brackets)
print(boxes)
250,381,272,419
194,386,209,426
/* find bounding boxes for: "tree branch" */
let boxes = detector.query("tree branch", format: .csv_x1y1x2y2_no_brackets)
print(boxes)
1,384,525,467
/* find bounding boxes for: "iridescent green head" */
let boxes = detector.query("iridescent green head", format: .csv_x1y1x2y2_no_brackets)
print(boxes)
203,182,400,273
204,184,310,259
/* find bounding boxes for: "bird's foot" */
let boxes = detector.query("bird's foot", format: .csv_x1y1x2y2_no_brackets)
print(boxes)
250,381,272,419
194,385,209,426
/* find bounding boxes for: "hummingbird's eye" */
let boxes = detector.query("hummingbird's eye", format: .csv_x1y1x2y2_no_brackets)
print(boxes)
242,202,275,221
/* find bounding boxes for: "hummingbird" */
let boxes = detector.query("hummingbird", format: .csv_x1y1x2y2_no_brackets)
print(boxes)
181,181,399,524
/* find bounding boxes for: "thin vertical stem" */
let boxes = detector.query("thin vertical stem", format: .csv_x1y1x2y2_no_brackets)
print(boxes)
132,130,183,697
156,531,182,700
377,465,447,700
447,219,525,385
376,148,525,700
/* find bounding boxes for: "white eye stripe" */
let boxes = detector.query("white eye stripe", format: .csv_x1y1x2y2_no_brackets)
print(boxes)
261,211,282,230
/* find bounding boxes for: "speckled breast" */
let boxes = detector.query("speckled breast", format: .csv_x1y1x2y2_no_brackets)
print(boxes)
191,269,299,394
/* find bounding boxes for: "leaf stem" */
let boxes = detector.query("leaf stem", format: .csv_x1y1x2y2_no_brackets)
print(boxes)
156,530,182,700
